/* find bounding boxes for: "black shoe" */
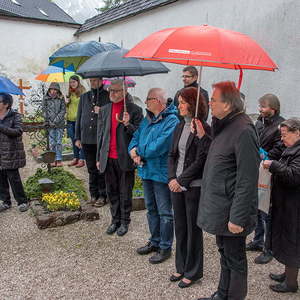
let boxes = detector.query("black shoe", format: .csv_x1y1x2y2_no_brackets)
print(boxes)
106,223,119,235
197,292,225,300
116,224,128,236
0,202,11,212
254,251,273,264
270,282,298,293
169,274,183,282
136,242,159,255
178,279,195,288
94,197,107,207
149,248,171,264
246,241,263,252
269,272,286,283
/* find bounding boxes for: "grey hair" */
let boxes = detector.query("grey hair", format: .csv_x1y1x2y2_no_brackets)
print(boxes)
148,88,167,105
280,118,300,132
259,94,280,114
110,79,128,89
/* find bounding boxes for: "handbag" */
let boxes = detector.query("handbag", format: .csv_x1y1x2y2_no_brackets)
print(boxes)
258,161,271,214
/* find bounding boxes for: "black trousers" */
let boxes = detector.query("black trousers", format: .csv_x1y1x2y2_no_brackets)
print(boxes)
82,144,106,199
0,169,27,206
171,187,203,280
104,158,134,225
216,235,248,300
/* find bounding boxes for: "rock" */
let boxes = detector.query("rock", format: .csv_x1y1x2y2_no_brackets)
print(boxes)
36,215,56,230
132,197,145,211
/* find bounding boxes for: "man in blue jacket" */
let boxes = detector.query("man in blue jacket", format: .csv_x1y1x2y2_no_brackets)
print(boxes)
129,88,179,264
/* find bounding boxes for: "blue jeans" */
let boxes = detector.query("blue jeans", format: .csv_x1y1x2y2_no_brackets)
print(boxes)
67,121,85,160
49,128,63,161
143,179,174,250
253,210,271,251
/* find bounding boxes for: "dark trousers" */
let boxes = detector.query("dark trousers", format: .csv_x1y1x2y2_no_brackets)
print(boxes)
253,209,272,252
104,158,134,225
171,187,203,280
0,169,27,206
216,235,248,300
67,121,85,160
81,144,106,199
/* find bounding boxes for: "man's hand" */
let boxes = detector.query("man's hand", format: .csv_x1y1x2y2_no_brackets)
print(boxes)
228,221,244,234
96,161,100,170
263,160,273,169
191,118,205,138
123,112,131,126
168,179,182,193
75,140,82,149
130,148,138,159
133,156,142,166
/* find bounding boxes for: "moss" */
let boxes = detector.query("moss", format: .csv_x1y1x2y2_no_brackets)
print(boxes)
24,168,87,201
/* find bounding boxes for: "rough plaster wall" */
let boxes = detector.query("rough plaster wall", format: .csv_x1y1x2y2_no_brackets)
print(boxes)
78,0,300,118
0,19,76,109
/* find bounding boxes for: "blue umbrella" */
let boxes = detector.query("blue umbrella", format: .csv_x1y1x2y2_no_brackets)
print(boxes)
0,76,24,95
49,41,120,71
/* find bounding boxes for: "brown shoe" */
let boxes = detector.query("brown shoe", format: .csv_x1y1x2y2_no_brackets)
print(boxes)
56,161,63,167
68,158,78,167
75,159,85,168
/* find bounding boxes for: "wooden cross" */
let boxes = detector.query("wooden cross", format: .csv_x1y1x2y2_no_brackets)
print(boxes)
18,79,31,114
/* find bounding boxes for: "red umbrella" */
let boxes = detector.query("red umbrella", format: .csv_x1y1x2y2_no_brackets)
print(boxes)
125,24,277,117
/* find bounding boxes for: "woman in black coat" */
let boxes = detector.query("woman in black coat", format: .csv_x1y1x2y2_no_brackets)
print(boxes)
263,118,300,293
168,87,211,288
0,93,28,213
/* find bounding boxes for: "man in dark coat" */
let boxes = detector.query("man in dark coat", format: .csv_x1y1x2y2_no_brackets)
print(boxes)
195,82,260,300
172,66,209,120
246,94,285,265
96,79,143,236
0,93,28,213
75,78,110,207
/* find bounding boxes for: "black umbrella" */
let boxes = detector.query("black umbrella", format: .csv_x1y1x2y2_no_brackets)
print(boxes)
76,48,169,78
77,49,169,115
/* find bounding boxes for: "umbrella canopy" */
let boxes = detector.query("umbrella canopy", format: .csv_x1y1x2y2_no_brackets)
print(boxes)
125,25,277,71
77,48,169,78
103,76,136,88
0,76,24,95
49,41,120,70
35,65,78,83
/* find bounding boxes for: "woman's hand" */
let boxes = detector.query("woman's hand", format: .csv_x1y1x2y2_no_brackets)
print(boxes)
168,179,182,193
191,118,205,138
263,160,273,169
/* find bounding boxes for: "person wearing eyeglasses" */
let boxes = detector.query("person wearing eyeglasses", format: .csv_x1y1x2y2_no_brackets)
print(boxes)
129,88,179,264
96,79,143,236
0,93,29,213
172,66,209,121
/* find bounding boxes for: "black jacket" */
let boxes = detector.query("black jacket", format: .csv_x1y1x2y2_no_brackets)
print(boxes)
173,81,209,121
269,140,300,267
97,95,143,173
255,114,285,160
197,111,260,236
0,110,26,170
168,120,211,188
75,86,110,144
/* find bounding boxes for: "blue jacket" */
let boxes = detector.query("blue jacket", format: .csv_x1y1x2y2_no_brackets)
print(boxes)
128,104,179,183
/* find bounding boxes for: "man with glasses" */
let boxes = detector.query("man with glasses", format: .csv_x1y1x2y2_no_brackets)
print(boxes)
129,88,179,264
173,66,209,120
96,79,143,236
75,78,110,207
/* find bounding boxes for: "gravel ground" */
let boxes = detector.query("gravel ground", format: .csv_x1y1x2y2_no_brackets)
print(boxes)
0,141,299,300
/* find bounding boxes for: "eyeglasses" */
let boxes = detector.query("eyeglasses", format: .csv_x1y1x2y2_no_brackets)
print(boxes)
145,97,158,102
182,75,193,79
109,89,123,93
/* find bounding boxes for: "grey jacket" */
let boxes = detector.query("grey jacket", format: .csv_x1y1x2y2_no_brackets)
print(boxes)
0,110,26,170
197,112,260,236
42,94,66,127
97,95,143,173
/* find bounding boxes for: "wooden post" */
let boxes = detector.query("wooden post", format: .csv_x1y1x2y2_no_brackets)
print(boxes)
18,79,31,114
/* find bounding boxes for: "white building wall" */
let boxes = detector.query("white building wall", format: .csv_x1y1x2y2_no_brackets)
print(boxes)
0,19,76,109
77,0,300,118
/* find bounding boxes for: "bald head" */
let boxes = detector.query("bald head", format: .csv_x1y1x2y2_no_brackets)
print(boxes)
146,88,167,115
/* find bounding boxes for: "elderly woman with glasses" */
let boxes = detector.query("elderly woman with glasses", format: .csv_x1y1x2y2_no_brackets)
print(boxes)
0,93,28,213
263,118,300,294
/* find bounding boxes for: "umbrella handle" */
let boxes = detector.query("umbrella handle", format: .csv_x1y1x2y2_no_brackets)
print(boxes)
195,66,203,118
237,68,243,90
